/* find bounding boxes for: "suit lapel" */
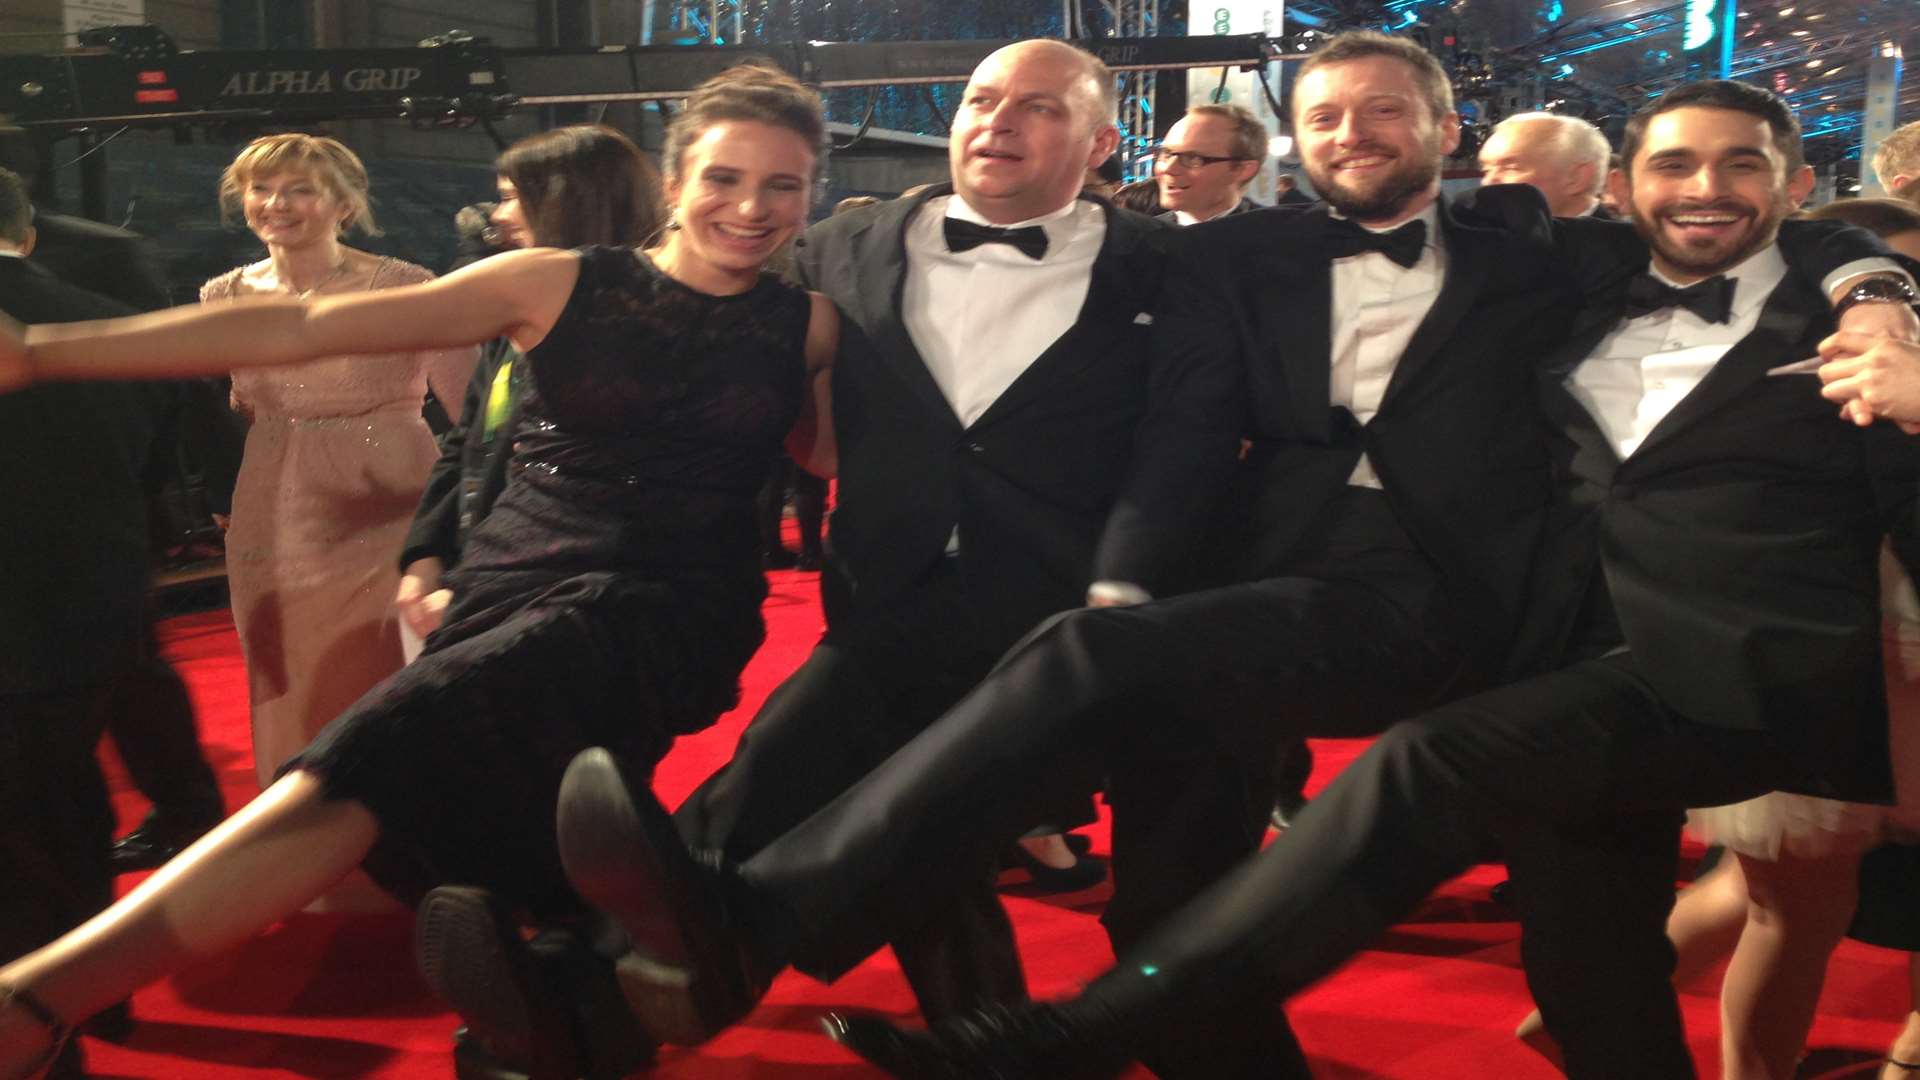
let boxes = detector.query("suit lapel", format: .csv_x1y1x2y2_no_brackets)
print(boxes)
967,202,1160,430
867,185,963,424
1247,209,1334,440
1379,200,1489,409
1629,271,1819,461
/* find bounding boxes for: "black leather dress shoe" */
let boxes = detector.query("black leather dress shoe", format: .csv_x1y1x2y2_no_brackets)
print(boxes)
999,845,1108,894
557,748,773,1047
109,818,217,873
822,1003,1131,1080
417,887,656,1080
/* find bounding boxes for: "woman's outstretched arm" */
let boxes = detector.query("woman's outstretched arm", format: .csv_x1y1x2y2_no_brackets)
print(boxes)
3,247,580,391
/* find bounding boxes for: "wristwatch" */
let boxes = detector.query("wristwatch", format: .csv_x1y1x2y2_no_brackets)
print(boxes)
1834,274,1920,319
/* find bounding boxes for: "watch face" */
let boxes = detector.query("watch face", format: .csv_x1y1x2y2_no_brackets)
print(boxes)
1852,277,1919,303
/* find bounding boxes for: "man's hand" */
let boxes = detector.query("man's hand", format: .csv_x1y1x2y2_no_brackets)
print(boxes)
1819,331,1920,432
396,557,452,639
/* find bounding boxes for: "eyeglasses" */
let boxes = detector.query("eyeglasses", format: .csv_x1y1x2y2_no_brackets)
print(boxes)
1152,147,1250,169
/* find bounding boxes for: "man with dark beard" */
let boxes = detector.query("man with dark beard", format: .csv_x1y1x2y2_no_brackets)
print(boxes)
812,78,1920,1080
554,46,1914,1078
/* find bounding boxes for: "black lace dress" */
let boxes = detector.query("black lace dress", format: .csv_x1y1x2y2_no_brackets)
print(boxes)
283,247,811,917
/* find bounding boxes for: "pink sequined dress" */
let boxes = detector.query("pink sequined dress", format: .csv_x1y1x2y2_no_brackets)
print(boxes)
203,257,477,788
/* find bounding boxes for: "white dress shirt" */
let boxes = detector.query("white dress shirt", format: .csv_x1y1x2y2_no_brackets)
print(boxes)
1173,197,1243,227
1328,201,1446,489
1566,245,1788,459
902,195,1106,427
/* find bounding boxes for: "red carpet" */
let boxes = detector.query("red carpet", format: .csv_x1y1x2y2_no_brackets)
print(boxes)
81,572,1912,1078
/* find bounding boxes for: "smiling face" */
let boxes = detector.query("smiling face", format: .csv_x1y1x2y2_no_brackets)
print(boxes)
1155,113,1257,220
1293,54,1457,226
950,42,1119,224
490,176,533,249
1612,105,1813,283
662,119,815,288
242,170,350,250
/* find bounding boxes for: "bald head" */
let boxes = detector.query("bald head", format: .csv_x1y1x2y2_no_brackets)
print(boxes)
1479,113,1611,217
951,39,1121,223
976,40,1118,131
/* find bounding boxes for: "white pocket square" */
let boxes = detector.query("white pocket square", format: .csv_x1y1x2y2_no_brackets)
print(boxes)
1133,312,1154,325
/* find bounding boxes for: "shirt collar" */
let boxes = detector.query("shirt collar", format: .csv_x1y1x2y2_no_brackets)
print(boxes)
1646,241,1786,322
1174,196,1243,227
0,248,24,259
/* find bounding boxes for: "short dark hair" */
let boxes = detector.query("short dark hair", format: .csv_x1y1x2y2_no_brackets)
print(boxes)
1804,196,1920,239
1620,80,1804,175
1185,103,1269,163
1295,31,1453,124
0,166,30,244
497,124,664,248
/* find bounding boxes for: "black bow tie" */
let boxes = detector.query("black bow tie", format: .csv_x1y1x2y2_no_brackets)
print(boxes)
1623,273,1736,324
944,218,1049,261
1324,218,1428,269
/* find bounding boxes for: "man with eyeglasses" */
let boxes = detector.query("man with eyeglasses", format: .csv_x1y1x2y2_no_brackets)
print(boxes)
1154,104,1267,224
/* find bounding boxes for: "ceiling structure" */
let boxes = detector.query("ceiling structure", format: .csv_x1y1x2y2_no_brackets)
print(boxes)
1283,0,1918,163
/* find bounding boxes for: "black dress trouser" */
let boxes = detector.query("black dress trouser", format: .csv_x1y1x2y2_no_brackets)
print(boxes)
1071,652,1798,1079
738,557,1463,1078
675,565,1042,1018
103,625,223,832
0,684,117,966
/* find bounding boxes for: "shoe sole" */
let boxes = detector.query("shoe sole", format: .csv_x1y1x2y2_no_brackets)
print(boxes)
556,749,748,1047
415,887,580,1079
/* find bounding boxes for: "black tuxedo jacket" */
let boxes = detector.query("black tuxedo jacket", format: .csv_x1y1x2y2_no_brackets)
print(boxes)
792,185,1241,633
1166,192,1584,676
1514,245,1920,802
28,212,172,312
0,258,175,695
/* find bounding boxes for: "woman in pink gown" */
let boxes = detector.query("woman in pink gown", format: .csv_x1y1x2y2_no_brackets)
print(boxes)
204,134,476,788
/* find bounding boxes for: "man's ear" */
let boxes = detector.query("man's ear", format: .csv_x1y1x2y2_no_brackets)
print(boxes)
17,224,33,257
1565,161,1597,203
1606,165,1634,216
1087,124,1121,169
1233,159,1261,191
1786,163,1816,208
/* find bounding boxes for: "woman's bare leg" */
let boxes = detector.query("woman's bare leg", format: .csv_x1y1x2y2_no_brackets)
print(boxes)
1720,847,1863,1080
1517,856,1751,1071
0,771,378,1069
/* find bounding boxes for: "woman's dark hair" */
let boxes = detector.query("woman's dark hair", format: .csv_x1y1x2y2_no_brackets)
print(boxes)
496,124,664,248
1112,177,1162,215
661,64,827,189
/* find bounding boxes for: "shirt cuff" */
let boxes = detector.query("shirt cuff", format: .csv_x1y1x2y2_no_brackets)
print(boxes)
1824,258,1916,300
1087,580,1153,606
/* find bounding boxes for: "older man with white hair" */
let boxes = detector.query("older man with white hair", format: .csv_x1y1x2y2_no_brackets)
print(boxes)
1479,111,1612,217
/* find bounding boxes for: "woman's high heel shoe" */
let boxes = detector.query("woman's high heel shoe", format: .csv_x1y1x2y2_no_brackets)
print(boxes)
0,983,71,1080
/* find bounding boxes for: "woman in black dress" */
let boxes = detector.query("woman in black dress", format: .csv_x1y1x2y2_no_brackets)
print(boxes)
0,63,837,1080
